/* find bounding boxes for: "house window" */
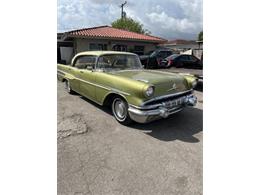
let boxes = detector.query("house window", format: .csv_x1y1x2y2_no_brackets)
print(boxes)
112,45,127,51
89,43,107,51
134,45,145,55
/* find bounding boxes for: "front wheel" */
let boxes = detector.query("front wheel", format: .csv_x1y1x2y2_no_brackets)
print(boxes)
112,97,133,125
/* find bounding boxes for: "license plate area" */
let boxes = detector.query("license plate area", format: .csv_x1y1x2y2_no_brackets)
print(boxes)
162,96,186,108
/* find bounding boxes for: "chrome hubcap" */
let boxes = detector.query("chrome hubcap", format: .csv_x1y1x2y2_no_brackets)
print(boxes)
113,99,127,121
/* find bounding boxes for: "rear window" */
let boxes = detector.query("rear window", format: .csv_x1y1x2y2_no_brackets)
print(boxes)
167,54,179,60
157,51,172,58
74,55,96,69
179,55,190,61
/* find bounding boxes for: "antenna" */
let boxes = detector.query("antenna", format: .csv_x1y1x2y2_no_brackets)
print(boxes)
119,1,127,19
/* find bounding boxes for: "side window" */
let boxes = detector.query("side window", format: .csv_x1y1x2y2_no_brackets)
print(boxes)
158,51,172,58
89,43,97,51
74,56,96,69
112,45,127,51
180,55,189,61
157,51,165,58
189,55,198,62
89,43,107,51
134,45,145,55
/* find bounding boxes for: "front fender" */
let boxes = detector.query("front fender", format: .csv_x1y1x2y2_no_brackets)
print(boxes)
180,73,198,89
95,72,148,106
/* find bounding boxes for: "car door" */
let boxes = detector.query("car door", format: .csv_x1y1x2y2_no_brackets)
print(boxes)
180,55,190,67
65,65,80,92
73,55,97,100
189,55,201,67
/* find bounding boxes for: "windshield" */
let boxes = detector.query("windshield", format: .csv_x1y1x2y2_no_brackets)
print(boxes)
150,51,157,57
97,54,142,71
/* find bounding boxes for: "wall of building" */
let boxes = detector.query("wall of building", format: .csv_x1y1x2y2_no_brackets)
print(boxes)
74,38,158,54
164,44,200,50
60,47,74,64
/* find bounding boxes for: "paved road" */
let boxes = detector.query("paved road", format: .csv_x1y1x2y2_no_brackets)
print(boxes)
58,81,203,195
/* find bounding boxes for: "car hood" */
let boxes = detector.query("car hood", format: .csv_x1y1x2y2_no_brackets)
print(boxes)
109,70,190,96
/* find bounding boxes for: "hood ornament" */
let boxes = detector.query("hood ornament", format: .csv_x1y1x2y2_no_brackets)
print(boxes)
167,83,177,91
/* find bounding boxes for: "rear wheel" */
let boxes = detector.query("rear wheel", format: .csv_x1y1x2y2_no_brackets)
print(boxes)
112,97,133,125
64,80,74,94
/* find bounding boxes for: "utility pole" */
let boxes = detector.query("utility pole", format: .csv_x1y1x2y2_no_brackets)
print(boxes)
120,1,127,19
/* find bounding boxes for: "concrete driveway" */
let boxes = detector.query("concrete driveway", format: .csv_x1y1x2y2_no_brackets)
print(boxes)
58,81,203,195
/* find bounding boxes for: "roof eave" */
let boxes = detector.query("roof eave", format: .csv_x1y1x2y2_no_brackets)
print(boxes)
67,34,166,44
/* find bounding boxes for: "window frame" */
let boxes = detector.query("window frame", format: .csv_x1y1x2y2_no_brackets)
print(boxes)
189,55,198,62
134,45,145,55
96,54,142,71
72,55,97,70
179,55,190,61
157,51,172,58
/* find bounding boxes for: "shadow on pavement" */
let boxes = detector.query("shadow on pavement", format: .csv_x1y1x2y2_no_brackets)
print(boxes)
79,96,202,143
130,107,203,143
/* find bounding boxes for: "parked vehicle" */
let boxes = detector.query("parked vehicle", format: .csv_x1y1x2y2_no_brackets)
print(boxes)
140,49,174,69
160,54,202,69
57,51,198,125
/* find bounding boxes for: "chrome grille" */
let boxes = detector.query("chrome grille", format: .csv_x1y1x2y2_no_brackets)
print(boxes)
143,90,192,106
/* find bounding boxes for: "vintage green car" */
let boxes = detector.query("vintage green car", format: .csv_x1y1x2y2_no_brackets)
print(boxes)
57,51,197,125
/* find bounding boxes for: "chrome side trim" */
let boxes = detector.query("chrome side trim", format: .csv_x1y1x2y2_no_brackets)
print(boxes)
57,69,130,96
110,89,130,96
141,89,193,106
57,72,64,76
57,70,73,77
76,77,110,90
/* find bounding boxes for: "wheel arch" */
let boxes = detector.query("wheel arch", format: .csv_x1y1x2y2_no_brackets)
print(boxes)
103,92,128,107
61,78,67,82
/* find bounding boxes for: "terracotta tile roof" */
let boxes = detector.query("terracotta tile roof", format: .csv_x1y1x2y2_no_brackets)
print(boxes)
65,25,166,43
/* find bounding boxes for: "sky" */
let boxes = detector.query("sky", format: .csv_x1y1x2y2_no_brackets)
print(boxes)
57,0,203,40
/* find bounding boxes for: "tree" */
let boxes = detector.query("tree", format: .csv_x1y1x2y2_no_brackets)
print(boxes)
198,31,203,41
112,17,150,35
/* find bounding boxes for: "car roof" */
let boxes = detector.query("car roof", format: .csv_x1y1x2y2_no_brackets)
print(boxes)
75,51,137,57
156,49,173,52
167,54,180,58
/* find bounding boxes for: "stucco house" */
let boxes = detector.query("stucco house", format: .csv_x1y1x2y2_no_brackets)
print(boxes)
57,25,166,64
162,39,200,51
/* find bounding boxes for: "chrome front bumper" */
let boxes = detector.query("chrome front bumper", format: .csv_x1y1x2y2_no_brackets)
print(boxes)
128,94,197,123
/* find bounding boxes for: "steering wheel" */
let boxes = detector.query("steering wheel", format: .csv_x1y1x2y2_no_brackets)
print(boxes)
111,59,118,67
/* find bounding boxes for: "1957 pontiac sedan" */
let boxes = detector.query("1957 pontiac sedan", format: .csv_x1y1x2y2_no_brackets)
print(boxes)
57,51,197,125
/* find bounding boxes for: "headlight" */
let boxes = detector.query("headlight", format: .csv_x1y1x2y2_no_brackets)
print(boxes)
191,79,198,88
145,86,154,97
